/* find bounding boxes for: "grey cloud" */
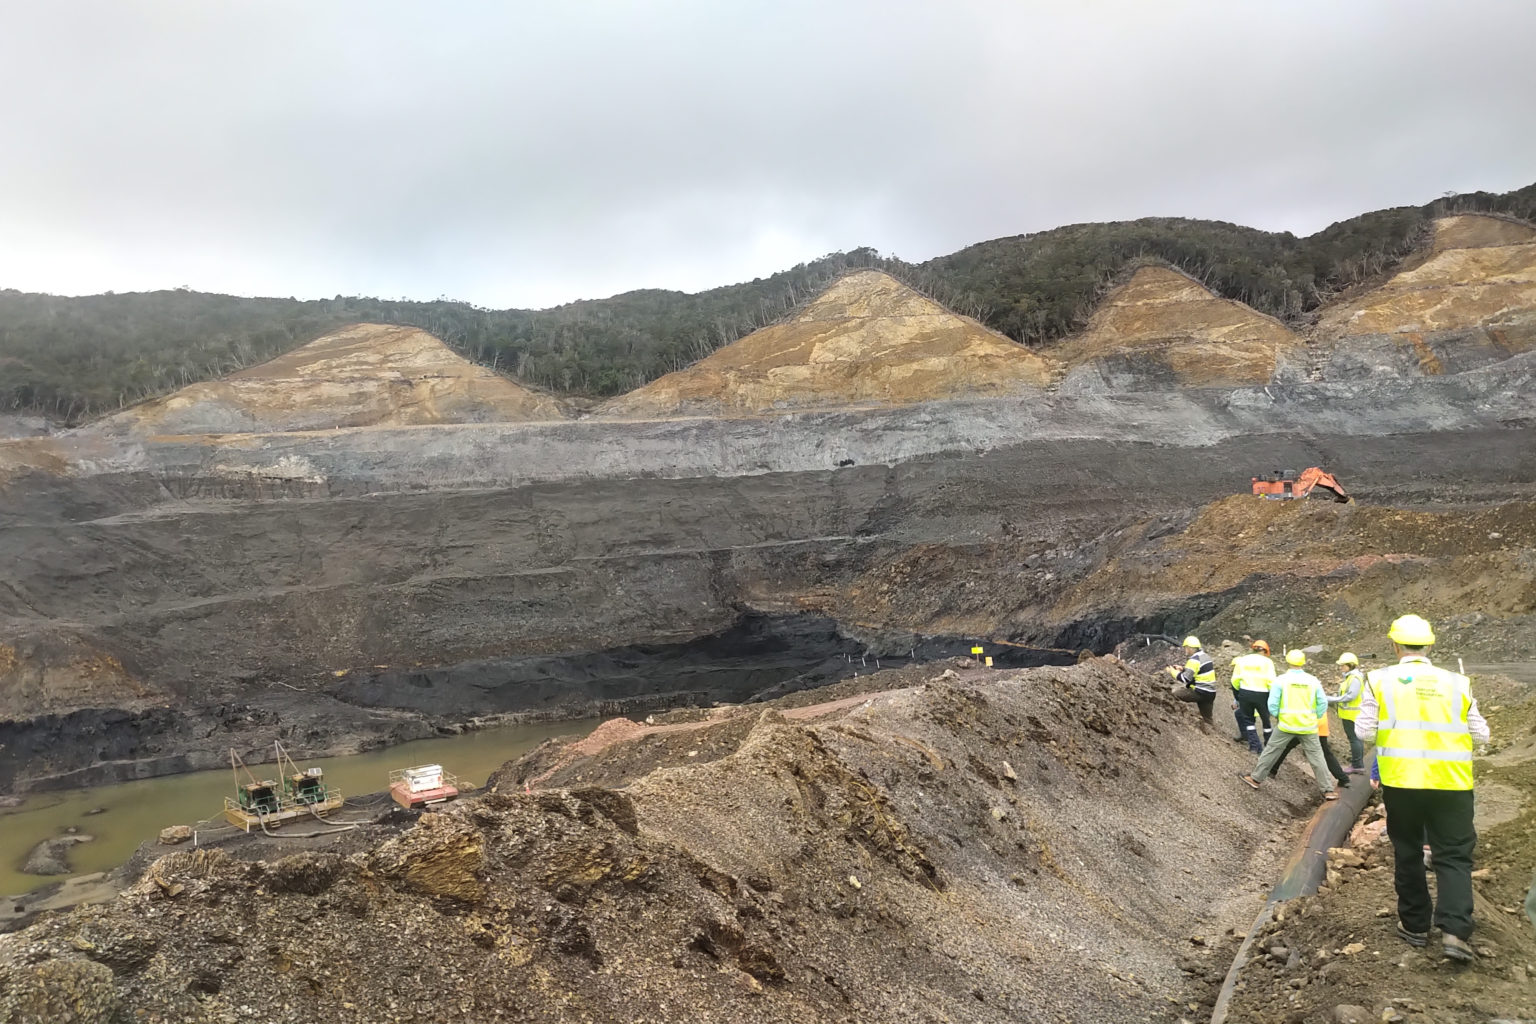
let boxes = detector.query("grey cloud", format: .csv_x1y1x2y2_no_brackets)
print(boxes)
1,0,1533,307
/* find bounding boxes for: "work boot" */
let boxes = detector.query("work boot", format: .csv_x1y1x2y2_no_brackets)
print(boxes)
1442,934,1476,962
1396,923,1428,947
1238,773,1260,790
1323,791,1339,801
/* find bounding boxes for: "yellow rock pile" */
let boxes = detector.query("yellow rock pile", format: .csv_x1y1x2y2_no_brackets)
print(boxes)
85,324,567,436
1053,266,1303,389
596,271,1051,419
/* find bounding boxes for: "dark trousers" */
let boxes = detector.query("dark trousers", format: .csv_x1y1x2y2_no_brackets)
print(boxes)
1176,687,1214,723
1235,690,1273,754
1271,730,1350,785
1382,786,1476,939
1339,716,1365,770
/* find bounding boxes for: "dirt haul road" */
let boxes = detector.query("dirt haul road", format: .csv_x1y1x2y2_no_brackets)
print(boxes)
0,660,1334,1024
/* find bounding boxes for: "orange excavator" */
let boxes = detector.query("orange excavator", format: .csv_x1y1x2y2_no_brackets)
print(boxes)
1251,467,1351,503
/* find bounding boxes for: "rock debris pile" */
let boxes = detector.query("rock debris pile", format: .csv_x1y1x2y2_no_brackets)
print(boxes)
0,660,1314,1023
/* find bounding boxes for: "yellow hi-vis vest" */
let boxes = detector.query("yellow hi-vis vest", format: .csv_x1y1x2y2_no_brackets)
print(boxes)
1230,653,1276,692
1186,652,1216,688
1276,671,1321,734
1368,658,1475,791
1336,668,1365,721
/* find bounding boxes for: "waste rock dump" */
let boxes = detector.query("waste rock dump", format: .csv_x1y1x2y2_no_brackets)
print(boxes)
0,661,1317,1023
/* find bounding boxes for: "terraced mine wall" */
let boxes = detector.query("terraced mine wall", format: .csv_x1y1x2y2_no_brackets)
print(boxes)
2,353,1535,788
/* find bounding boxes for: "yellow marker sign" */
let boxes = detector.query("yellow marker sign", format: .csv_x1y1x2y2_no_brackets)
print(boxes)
970,646,984,655
984,656,994,668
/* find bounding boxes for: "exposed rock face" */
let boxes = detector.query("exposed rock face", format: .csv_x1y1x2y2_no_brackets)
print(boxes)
80,323,568,436
1318,215,1536,379
596,271,1051,418
1054,266,1303,392
0,639,153,723
1430,212,1536,251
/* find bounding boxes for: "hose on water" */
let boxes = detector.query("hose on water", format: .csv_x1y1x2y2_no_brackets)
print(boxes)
1209,750,1377,1024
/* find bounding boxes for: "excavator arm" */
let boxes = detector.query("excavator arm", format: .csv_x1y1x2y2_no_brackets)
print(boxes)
1250,467,1352,503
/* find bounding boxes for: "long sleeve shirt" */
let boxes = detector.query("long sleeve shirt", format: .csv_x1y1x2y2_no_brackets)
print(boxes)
1267,669,1326,721
1354,657,1490,745
1327,670,1363,705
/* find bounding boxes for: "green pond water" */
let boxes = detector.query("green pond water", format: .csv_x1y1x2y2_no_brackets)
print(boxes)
2,719,598,897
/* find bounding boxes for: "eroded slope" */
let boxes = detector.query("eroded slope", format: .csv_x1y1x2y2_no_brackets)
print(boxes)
81,324,568,436
1054,265,1303,392
1318,214,1536,378
596,271,1051,418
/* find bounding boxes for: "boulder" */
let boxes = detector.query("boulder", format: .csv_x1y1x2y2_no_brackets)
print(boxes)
158,825,193,846
22,835,93,876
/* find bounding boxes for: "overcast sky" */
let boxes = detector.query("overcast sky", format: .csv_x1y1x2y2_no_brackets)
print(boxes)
2,1,1533,309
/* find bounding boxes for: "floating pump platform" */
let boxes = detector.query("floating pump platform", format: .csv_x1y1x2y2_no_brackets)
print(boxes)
222,742,345,833
389,764,461,809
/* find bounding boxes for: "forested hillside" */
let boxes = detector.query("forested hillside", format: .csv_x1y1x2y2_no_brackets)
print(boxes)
3,183,1533,423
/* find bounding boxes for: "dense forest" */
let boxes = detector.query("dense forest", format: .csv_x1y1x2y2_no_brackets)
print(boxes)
3,182,1533,423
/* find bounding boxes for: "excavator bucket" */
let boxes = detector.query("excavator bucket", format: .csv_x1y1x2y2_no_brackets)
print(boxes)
1300,469,1351,503
1312,478,1351,503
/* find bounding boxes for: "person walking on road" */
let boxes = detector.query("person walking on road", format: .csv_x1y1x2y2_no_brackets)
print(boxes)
1357,614,1489,963
1331,652,1367,772
1238,649,1338,801
1168,636,1217,728
1230,640,1277,754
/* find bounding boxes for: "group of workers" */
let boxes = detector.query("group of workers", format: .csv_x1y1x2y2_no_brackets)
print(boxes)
1168,614,1490,964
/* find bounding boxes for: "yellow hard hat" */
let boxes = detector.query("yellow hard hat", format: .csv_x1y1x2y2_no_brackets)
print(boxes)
1182,636,1201,648
1285,649,1306,667
1336,652,1358,666
1387,615,1435,646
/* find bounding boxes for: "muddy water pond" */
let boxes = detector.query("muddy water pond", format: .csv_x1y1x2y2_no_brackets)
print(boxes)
1,718,596,897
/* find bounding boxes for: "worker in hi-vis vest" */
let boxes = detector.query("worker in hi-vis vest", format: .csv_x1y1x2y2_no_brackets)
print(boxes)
1330,652,1367,772
1230,640,1276,755
1167,636,1217,727
1238,649,1338,800
1356,614,1489,963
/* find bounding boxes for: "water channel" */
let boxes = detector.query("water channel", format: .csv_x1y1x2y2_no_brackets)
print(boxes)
1,718,597,898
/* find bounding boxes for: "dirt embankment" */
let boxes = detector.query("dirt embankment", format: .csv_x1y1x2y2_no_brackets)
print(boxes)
80,324,568,436
0,660,1320,1023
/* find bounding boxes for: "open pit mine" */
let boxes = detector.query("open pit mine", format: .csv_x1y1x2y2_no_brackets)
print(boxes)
2,213,1535,1023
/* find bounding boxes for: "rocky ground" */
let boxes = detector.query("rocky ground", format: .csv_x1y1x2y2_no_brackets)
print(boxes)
0,658,1324,1024
827,495,1536,660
